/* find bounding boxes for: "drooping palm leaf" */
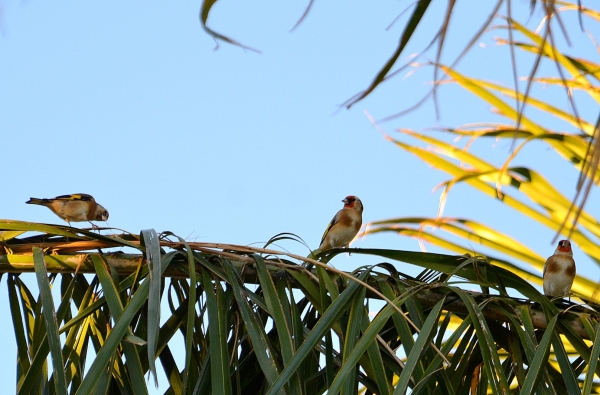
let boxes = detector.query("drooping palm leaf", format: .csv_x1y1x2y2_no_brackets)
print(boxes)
2,220,600,394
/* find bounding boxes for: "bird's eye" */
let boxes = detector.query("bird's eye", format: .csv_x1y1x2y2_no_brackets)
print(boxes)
347,197,356,203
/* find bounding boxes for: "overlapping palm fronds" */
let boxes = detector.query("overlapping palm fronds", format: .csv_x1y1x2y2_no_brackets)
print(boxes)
2,220,600,394
366,2,600,309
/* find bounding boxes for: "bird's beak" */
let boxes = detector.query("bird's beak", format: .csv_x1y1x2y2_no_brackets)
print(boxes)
342,198,348,204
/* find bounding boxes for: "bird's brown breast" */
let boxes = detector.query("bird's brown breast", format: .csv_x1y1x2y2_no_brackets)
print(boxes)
337,210,360,229
545,256,575,275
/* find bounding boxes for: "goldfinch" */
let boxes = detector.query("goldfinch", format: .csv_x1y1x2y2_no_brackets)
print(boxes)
26,194,109,225
543,240,576,297
319,196,363,251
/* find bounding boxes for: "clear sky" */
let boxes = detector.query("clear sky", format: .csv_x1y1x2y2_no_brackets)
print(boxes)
1,0,598,392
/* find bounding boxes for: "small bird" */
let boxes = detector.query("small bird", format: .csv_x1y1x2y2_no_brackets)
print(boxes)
26,194,109,226
319,196,363,251
543,239,576,298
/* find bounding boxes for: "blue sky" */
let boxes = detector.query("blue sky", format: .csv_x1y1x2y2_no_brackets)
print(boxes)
1,0,599,392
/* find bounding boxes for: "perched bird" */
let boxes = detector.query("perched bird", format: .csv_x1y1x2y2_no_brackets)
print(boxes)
543,239,576,297
26,194,109,226
319,196,363,251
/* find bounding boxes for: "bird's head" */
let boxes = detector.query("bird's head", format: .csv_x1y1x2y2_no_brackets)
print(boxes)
343,196,363,212
95,205,110,221
556,239,572,253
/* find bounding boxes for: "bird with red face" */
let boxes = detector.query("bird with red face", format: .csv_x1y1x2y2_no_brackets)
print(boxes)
543,240,576,298
319,196,363,251
26,193,109,226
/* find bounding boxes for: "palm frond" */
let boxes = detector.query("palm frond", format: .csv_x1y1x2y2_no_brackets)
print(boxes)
2,220,599,393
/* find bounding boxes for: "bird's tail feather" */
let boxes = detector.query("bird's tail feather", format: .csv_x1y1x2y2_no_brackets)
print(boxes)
25,198,49,205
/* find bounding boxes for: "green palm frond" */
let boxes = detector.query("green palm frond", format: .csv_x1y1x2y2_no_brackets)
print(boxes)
2,220,600,394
